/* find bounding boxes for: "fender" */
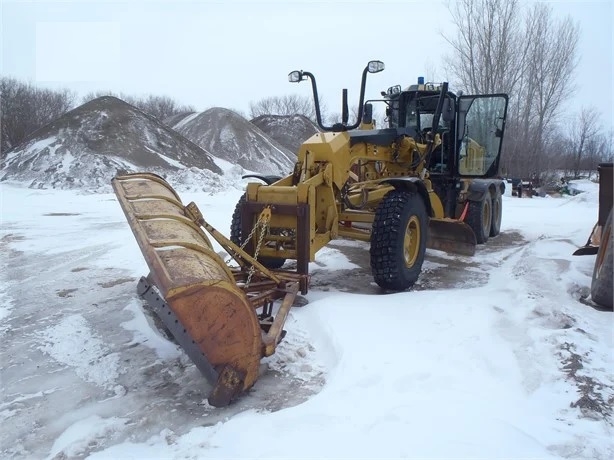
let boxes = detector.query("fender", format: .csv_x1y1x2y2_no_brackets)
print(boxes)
466,178,505,202
242,174,282,185
380,177,433,216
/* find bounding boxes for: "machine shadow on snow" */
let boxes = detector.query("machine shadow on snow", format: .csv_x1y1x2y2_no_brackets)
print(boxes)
305,231,527,294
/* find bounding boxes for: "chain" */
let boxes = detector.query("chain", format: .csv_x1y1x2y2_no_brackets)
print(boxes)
224,206,272,288
225,209,266,266
245,215,269,288
240,212,263,251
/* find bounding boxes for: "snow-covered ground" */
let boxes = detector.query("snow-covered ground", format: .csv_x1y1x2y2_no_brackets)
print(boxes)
1,179,612,459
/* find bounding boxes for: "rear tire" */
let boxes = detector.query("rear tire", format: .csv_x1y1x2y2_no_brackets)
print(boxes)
490,192,502,237
230,194,286,269
370,190,428,291
591,209,613,309
466,195,492,244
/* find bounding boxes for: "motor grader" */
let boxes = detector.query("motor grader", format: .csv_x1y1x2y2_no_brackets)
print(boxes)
112,60,508,406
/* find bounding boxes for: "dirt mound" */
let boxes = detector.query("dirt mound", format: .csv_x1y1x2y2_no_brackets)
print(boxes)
171,108,295,176
250,114,319,156
0,97,222,191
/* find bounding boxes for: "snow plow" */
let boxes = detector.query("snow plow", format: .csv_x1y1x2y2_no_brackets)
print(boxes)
113,61,510,405
573,162,613,309
112,173,305,406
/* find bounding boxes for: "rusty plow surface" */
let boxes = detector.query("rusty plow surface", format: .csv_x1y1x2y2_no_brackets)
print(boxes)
112,173,303,407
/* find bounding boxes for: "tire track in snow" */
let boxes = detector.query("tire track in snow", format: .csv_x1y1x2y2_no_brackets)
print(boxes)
486,233,614,458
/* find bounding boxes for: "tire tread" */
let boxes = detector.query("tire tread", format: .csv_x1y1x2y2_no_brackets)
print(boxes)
370,190,427,291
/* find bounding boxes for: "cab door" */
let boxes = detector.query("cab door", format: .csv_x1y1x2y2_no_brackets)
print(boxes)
455,94,508,178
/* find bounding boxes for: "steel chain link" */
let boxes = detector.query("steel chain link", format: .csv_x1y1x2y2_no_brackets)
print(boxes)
245,219,269,288
225,210,266,266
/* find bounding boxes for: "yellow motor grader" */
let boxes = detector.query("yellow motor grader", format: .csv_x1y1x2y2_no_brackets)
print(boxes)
113,60,508,405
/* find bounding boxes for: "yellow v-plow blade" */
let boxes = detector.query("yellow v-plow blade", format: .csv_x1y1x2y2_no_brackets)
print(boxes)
112,172,297,406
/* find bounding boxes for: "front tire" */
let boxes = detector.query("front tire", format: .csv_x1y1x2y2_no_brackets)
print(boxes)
591,209,613,309
230,194,286,269
370,190,428,291
466,194,492,244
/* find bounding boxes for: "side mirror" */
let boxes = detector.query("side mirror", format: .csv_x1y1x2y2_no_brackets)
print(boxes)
288,60,384,132
386,85,401,96
368,61,385,73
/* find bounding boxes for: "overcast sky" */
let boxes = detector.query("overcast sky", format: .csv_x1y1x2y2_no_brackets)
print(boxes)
2,0,612,128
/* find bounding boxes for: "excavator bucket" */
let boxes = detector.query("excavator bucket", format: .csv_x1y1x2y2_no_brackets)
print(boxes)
112,173,302,406
427,218,477,256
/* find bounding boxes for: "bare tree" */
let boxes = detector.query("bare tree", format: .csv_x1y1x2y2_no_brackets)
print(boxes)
1,78,75,154
516,4,579,175
81,91,195,121
81,90,129,104
569,108,600,177
444,0,526,177
582,134,605,179
137,95,195,121
249,94,327,122
326,104,361,127
443,0,579,180
554,109,613,179
601,129,614,163
423,59,440,84
444,0,526,95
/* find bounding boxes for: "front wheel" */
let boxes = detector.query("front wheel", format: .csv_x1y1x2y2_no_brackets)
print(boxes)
370,190,428,291
230,194,286,269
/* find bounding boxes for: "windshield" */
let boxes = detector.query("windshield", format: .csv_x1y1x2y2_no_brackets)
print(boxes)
387,99,400,128
405,109,434,131
388,92,447,131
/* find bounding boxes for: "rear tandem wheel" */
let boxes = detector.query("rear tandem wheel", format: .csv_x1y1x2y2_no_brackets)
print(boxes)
490,192,502,237
466,193,493,244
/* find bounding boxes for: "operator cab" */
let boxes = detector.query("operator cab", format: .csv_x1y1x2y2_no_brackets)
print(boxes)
384,82,457,174
382,79,508,179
